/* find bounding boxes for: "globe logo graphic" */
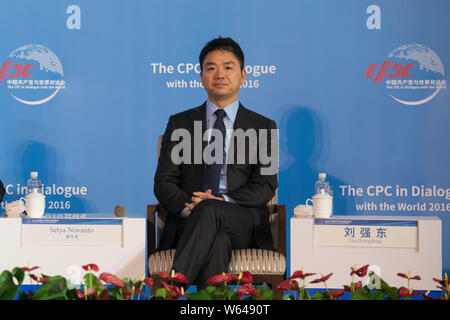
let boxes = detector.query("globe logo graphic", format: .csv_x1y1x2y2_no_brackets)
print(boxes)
7,44,64,105
386,44,446,106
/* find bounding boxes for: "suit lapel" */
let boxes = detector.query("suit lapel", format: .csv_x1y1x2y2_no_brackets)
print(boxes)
189,102,207,159
227,103,250,191
189,102,207,128
233,103,248,131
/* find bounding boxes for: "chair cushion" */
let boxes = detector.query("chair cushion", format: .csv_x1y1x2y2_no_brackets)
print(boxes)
148,249,286,275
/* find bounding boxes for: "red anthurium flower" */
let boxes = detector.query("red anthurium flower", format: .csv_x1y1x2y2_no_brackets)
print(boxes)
310,273,333,284
398,287,409,297
86,288,96,297
135,288,144,295
172,272,188,284
344,280,362,292
161,280,171,291
432,277,449,288
82,264,99,272
173,286,186,299
434,285,448,291
231,271,253,284
30,274,39,282
327,289,345,299
398,287,422,297
99,272,124,288
289,270,316,280
276,279,300,291
144,277,153,288
432,277,445,286
432,274,449,292
99,272,111,282
207,272,233,284
397,272,421,280
22,266,40,272
350,265,370,277
77,289,85,299
238,283,260,298
159,272,170,279
240,271,253,284
160,271,188,284
161,281,185,298
232,271,253,284
76,288,95,299
39,277,50,283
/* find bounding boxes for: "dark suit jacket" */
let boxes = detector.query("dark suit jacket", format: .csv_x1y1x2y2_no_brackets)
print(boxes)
154,102,278,251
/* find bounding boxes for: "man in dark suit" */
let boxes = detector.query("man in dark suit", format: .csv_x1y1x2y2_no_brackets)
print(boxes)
154,37,278,289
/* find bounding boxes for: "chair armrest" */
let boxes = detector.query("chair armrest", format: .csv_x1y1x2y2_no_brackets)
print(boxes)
147,204,160,255
275,205,286,257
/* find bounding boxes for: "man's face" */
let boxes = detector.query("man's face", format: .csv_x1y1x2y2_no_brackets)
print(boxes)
200,49,246,107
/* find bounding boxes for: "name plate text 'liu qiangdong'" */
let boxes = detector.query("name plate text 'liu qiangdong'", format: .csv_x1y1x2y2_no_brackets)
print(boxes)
21,218,123,248
313,218,418,249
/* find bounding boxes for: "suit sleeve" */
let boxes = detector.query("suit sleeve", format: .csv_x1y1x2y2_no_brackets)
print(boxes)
0,180,5,203
225,119,278,208
154,116,191,215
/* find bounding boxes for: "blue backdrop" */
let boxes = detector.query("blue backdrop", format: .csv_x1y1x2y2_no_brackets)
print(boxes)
1,0,448,276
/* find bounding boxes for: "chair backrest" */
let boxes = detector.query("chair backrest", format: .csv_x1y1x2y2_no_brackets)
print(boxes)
157,135,163,161
150,135,285,256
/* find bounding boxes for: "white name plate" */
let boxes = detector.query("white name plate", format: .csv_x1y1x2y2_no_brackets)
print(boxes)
21,218,123,247
313,218,418,249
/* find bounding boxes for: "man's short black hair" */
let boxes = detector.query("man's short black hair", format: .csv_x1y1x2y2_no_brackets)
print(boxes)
199,37,245,71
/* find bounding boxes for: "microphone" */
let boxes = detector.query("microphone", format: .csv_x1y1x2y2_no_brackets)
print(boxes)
114,204,126,217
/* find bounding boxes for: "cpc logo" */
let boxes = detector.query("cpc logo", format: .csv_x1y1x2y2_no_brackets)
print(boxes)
365,44,446,106
0,44,65,105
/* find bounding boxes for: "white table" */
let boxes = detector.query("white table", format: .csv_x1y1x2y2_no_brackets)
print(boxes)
0,213,146,284
290,216,442,290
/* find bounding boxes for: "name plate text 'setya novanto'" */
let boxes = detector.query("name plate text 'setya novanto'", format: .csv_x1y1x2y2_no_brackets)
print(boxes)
21,218,123,247
313,218,418,249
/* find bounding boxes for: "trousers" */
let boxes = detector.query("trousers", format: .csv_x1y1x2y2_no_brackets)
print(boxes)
171,199,255,289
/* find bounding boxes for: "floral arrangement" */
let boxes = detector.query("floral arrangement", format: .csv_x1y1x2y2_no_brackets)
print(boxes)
0,263,448,300
0,263,153,300
276,265,448,300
